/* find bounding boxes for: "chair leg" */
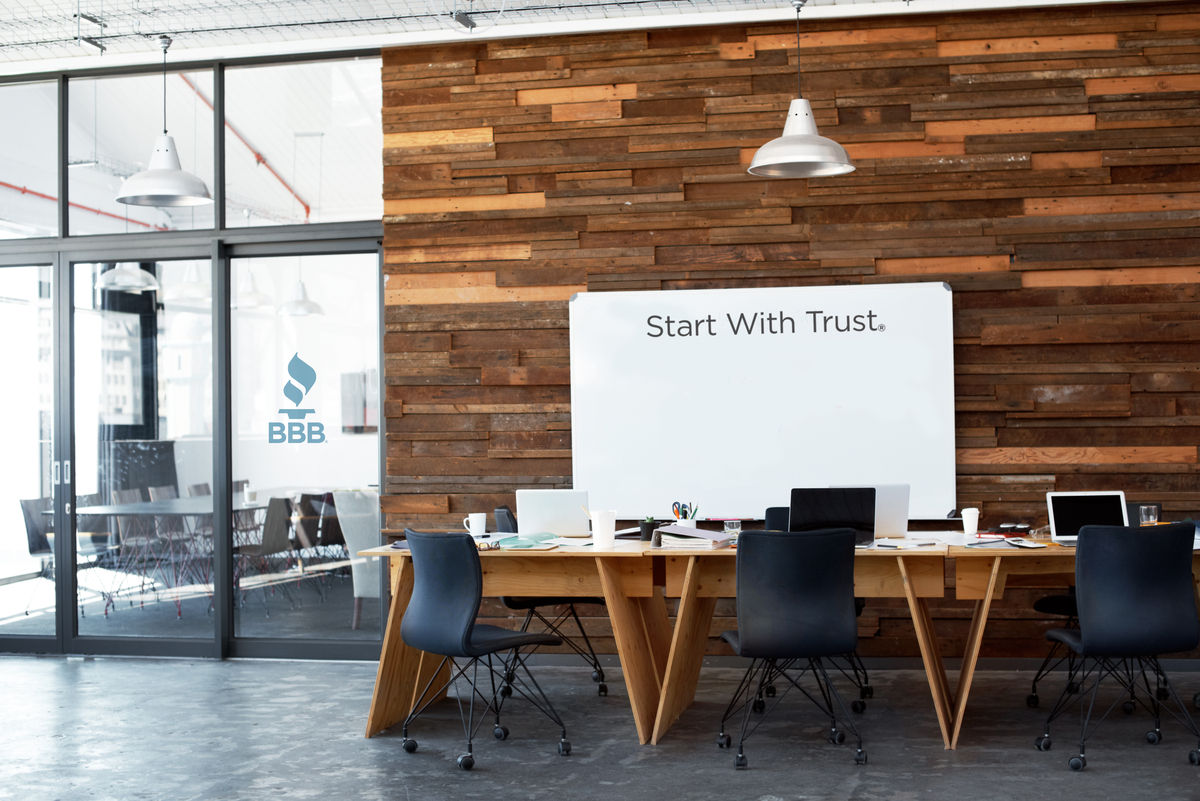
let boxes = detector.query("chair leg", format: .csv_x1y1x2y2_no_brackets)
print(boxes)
350,596,362,630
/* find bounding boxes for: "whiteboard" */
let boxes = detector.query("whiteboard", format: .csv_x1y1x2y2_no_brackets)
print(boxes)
568,282,957,520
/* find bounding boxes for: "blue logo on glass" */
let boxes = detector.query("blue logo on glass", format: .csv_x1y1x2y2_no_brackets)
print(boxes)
269,353,326,444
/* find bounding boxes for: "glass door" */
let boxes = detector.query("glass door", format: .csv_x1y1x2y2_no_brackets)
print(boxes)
72,259,214,639
231,252,381,640
0,265,56,638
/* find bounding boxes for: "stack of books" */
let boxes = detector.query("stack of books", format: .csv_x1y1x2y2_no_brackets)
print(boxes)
655,524,733,549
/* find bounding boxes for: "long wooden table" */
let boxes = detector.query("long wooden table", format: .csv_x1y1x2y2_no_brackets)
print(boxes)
950,543,1200,750
362,542,955,747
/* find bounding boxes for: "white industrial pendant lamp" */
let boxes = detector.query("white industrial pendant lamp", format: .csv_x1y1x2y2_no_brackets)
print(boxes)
277,263,324,316
747,0,854,179
95,262,160,293
115,35,213,207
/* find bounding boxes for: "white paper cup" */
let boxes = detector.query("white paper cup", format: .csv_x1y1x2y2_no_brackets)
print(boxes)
676,518,697,528
462,513,486,537
962,507,980,537
591,510,617,548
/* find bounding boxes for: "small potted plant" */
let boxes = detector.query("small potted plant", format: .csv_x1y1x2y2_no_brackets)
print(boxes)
639,515,657,542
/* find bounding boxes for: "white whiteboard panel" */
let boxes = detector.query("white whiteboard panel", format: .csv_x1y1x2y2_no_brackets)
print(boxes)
569,282,956,520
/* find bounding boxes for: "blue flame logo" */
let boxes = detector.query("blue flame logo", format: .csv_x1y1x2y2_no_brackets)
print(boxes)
279,353,317,420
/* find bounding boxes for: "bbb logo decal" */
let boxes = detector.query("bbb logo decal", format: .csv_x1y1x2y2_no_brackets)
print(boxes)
268,353,326,444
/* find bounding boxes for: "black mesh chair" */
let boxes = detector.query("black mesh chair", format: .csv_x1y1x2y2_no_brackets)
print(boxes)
494,505,608,696
717,529,867,769
399,529,571,770
1034,522,1200,770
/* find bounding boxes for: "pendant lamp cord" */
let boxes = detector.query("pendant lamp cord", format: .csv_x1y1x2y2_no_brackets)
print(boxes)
794,0,806,99
160,35,172,135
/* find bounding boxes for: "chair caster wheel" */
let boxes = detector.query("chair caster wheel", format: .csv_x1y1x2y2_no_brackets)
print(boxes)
597,683,608,697
1147,730,1162,745
860,686,874,700
717,733,731,749
752,698,765,714
1068,755,1086,771
493,725,508,740
557,739,571,756
457,753,475,770
504,671,516,684
851,700,866,714
1193,692,1200,710
1122,700,1135,715
592,669,604,683
1189,749,1200,765
402,738,418,753
500,684,512,698
1026,693,1039,708
734,753,748,769
764,684,776,697
829,729,846,745
1035,735,1052,752
855,749,867,765
1067,681,1080,694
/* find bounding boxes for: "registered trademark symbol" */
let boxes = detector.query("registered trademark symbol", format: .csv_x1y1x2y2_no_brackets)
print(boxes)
878,324,886,331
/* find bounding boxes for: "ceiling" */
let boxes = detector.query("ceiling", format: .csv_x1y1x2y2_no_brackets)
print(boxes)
0,0,1135,76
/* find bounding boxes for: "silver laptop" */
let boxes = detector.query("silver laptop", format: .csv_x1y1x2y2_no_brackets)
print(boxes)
834,483,910,539
515,489,591,537
1046,490,1128,544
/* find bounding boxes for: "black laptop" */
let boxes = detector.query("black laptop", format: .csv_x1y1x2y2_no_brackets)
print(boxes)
789,487,877,546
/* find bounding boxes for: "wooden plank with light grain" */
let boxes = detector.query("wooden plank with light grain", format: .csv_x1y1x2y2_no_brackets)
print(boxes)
896,555,954,749
366,557,423,737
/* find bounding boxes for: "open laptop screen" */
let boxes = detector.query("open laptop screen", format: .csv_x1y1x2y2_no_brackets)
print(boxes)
1047,491,1128,543
789,487,876,545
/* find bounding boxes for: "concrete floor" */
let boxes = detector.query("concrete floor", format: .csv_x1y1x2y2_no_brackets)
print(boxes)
2,655,1199,801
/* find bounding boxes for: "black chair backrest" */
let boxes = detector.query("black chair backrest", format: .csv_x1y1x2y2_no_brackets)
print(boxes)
494,506,517,533
318,492,344,546
763,506,788,532
401,529,483,658
19,497,52,555
256,497,294,557
1075,522,1199,656
735,528,858,658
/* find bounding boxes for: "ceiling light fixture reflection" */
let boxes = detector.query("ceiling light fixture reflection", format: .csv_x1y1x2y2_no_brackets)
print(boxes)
277,264,323,317
115,35,213,207
95,262,160,293
747,0,854,179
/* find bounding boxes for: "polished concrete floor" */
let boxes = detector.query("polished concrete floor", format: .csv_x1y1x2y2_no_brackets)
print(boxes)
3,655,1200,801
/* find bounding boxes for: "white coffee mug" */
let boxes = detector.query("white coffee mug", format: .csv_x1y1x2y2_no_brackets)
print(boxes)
463,512,487,537
961,507,980,537
591,509,617,549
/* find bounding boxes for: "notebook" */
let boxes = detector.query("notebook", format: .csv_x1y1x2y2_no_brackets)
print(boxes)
515,489,591,538
789,487,877,546
832,483,911,539
1046,490,1128,544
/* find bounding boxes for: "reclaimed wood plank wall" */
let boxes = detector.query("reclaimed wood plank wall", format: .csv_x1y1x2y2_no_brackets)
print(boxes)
381,1,1200,658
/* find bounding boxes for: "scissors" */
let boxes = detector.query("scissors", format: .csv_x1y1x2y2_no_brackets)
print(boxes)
672,502,690,520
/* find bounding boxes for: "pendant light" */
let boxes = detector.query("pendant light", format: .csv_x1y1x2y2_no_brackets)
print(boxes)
277,263,324,317
95,262,160,293
747,0,854,179
233,270,271,310
115,35,213,207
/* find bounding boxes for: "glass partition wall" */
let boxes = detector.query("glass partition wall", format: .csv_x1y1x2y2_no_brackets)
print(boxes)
0,52,383,659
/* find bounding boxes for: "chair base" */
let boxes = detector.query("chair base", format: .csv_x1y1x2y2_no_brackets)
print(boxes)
400,649,570,769
509,603,608,696
1036,654,1200,770
717,656,866,770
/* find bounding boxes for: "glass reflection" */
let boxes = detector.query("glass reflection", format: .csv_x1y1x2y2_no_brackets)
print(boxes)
74,260,213,637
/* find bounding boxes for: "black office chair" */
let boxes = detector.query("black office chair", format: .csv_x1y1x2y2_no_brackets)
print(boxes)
766,504,872,710
763,506,788,531
1034,522,1200,770
399,529,571,770
494,505,608,696
717,529,867,769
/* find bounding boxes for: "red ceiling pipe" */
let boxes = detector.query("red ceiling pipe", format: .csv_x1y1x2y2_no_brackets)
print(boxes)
0,179,168,231
177,73,311,221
